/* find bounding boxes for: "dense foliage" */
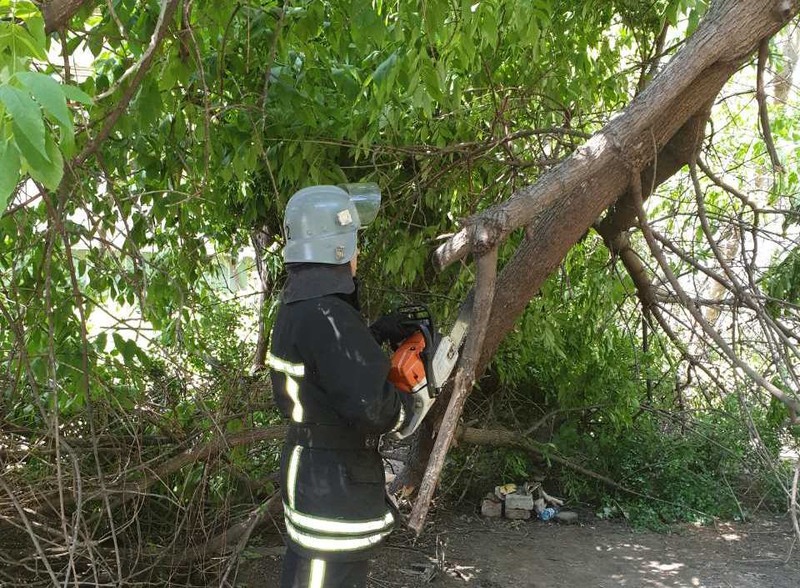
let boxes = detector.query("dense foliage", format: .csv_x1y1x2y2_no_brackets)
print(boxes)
1,0,799,583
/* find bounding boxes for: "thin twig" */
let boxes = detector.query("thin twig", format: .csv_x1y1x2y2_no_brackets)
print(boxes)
631,170,800,417
0,477,60,587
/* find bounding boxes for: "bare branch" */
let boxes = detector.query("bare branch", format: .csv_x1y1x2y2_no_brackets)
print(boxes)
632,169,800,418
756,37,784,172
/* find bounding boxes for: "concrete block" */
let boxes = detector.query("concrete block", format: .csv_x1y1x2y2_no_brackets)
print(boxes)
554,511,579,524
504,508,532,520
505,493,534,511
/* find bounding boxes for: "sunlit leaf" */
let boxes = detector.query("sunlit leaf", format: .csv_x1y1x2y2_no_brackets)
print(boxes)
0,84,48,161
0,136,20,212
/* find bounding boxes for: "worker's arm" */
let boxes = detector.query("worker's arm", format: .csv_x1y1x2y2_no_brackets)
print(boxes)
300,297,414,435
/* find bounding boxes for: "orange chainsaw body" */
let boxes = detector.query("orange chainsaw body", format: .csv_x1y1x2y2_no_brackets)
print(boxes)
388,331,427,393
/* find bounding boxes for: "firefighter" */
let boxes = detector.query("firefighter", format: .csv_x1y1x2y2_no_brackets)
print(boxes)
267,184,425,588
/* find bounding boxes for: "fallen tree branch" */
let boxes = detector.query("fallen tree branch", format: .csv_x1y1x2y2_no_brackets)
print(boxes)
183,492,282,566
104,425,287,508
31,426,289,514
456,427,627,493
219,492,282,585
408,240,498,535
456,426,719,519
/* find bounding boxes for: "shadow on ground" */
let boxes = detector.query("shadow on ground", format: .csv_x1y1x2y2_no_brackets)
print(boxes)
239,510,799,588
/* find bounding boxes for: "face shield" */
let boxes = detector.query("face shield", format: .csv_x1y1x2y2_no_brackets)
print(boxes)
339,182,381,228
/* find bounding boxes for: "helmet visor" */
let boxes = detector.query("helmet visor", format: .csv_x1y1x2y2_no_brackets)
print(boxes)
339,182,381,227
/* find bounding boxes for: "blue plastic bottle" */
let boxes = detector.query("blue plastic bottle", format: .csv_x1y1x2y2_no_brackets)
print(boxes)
539,507,557,521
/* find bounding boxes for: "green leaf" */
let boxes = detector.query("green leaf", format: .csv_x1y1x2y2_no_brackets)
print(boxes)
25,15,46,52
43,132,63,187
134,78,162,127
16,72,73,134
9,22,47,60
0,84,48,161
61,84,93,105
372,51,399,86
3,1,41,20
112,333,138,366
0,137,20,212
19,131,63,189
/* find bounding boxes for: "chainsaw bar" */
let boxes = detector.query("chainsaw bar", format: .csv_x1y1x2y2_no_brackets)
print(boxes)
430,301,471,391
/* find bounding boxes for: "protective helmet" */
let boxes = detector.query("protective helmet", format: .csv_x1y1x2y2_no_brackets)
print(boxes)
283,183,381,264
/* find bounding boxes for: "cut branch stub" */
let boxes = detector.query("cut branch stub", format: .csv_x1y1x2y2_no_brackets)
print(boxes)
469,210,511,256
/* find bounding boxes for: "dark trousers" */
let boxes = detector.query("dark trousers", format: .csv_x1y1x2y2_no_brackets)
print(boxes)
280,548,368,588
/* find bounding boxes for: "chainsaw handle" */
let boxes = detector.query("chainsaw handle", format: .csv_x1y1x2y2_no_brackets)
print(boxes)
415,323,436,396
386,310,439,439
387,312,436,396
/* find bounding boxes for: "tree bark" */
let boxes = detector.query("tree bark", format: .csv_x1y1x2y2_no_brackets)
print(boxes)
43,0,98,34
250,226,273,372
435,0,800,374
400,0,800,533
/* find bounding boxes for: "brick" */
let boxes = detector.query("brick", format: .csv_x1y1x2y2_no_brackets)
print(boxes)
504,508,532,520
481,498,502,518
504,493,534,511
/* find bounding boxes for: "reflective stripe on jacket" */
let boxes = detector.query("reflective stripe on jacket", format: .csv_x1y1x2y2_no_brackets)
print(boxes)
268,280,412,562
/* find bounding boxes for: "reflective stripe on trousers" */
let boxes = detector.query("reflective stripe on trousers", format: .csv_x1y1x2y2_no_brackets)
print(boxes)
283,443,394,554
281,548,368,588
285,517,393,553
284,507,393,553
309,558,325,588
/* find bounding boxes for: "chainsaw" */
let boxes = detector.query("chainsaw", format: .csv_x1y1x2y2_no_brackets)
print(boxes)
387,303,470,439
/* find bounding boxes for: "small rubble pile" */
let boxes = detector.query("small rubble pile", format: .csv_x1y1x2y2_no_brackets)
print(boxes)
481,481,577,522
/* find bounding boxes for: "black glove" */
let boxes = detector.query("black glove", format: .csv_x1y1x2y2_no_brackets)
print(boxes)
369,311,419,348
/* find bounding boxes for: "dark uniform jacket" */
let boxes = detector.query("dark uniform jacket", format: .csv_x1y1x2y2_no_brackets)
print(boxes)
268,264,413,562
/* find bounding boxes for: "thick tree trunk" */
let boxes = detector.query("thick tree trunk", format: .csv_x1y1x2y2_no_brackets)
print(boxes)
432,0,799,374
43,0,97,34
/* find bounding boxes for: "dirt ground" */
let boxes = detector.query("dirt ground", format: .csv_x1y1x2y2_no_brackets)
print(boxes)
240,508,800,588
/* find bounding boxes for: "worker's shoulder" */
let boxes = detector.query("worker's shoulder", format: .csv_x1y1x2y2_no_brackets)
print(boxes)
287,294,362,321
